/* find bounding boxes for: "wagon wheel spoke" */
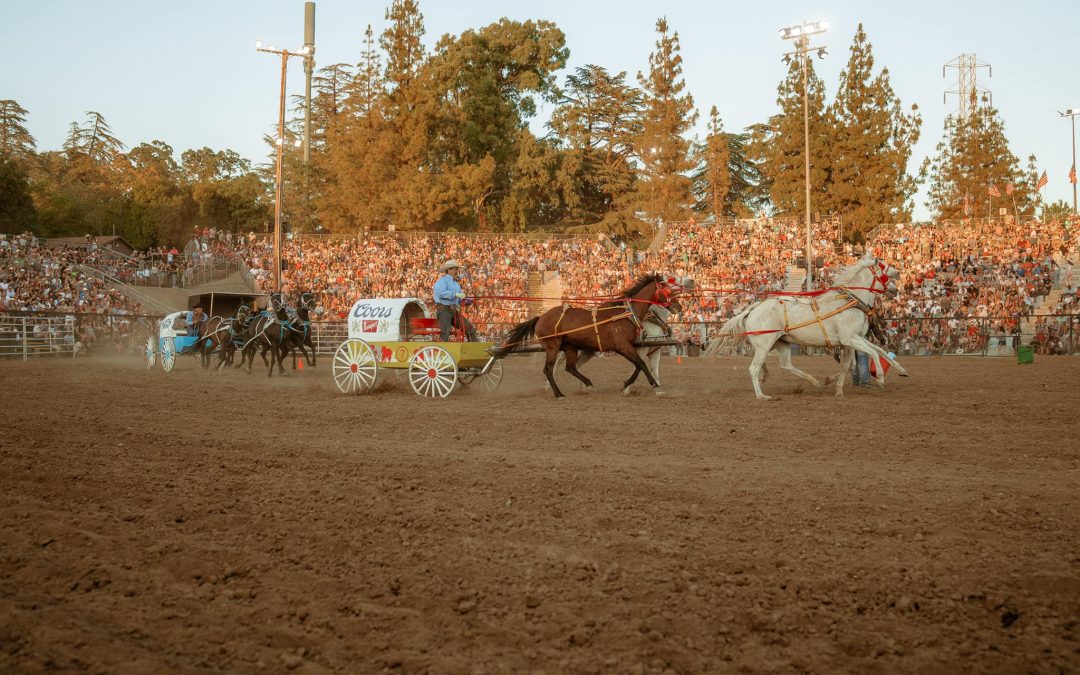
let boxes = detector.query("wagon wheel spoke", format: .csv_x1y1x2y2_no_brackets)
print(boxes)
332,339,377,394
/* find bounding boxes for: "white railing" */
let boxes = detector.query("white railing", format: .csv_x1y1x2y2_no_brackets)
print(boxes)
310,322,349,354
0,314,77,360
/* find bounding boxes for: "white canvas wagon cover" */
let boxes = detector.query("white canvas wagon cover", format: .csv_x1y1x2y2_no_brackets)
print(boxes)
346,298,431,342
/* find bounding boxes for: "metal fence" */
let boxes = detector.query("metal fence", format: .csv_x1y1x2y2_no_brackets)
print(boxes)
0,312,162,359
0,314,77,359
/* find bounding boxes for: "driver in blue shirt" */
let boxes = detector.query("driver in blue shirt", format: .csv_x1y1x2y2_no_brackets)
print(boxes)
433,260,477,341
186,304,206,337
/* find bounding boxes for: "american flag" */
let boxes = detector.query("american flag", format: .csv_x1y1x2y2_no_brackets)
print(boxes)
1070,165,1078,185
987,183,1001,198
1035,170,1049,191
1005,181,1014,196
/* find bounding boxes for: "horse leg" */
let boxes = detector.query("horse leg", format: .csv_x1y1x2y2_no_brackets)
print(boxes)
563,346,594,391
849,334,891,388
776,344,822,387
860,338,909,377
613,342,661,396
747,337,776,400
646,347,661,388
542,343,565,399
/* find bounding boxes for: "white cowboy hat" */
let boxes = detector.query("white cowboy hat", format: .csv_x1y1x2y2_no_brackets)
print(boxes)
438,259,463,273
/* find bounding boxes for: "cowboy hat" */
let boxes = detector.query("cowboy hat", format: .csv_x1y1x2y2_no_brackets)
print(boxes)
438,259,463,273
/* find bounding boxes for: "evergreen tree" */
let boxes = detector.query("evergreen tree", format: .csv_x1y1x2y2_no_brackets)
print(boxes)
548,65,642,232
925,96,1020,220
0,100,36,161
636,17,697,230
750,55,830,217
0,158,37,233
825,24,921,237
80,111,126,165
691,107,731,222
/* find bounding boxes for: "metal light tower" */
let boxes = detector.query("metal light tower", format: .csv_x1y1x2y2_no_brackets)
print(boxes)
1061,108,1080,215
303,2,316,165
256,40,311,293
780,19,828,290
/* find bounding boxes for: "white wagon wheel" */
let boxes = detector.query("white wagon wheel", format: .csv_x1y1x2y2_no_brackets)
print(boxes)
144,336,156,369
332,339,378,394
460,358,503,394
408,345,458,398
160,337,176,372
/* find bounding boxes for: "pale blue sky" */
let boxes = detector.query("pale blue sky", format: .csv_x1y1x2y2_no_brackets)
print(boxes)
3,0,1078,220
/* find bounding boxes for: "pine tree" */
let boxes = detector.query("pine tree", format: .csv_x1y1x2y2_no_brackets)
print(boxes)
825,24,921,237
349,25,385,118
549,65,642,232
636,17,697,230
750,55,830,217
81,111,125,165
691,107,731,222
925,96,1021,220
0,100,36,161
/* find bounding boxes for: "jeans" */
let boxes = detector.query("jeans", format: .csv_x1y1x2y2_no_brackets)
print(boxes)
851,350,870,386
437,305,477,342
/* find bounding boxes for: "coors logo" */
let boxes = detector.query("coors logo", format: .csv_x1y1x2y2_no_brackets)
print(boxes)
351,303,394,319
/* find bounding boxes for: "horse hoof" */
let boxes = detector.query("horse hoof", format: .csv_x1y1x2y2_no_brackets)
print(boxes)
757,395,773,401
622,387,633,396
653,389,665,398
834,391,844,398
899,372,910,377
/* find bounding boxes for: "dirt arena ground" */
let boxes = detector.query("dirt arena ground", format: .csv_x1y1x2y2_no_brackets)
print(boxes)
1,353,1078,674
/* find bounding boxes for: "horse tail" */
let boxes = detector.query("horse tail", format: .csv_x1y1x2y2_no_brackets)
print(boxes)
705,305,755,358
491,317,539,357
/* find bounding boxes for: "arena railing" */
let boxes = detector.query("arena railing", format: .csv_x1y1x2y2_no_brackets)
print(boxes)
0,314,77,360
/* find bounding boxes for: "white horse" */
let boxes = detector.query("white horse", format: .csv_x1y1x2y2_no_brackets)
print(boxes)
705,252,908,399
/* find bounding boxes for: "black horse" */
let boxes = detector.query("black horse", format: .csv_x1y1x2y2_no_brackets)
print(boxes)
284,291,318,370
193,304,251,370
237,293,290,377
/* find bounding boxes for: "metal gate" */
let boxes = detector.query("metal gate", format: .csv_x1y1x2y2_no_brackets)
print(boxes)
0,314,77,360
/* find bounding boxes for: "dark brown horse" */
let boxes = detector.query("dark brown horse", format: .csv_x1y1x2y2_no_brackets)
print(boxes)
493,274,682,398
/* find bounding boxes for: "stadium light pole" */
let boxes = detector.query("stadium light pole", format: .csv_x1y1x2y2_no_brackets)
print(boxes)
256,40,311,293
780,20,828,290
1061,108,1080,215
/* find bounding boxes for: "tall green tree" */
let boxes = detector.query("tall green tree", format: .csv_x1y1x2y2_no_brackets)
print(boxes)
636,17,697,229
0,100,36,161
0,158,37,233
750,55,830,217
691,106,731,222
824,24,921,237
924,96,1021,220
549,65,642,232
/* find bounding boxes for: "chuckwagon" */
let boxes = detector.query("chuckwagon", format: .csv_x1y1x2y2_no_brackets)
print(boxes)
331,298,503,397
144,311,204,372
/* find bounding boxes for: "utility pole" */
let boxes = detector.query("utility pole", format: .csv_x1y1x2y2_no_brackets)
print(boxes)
1062,108,1080,215
780,20,828,290
256,40,311,292
303,2,315,165
943,53,992,119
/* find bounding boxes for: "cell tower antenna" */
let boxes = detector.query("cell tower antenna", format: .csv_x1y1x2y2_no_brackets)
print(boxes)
943,53,991,119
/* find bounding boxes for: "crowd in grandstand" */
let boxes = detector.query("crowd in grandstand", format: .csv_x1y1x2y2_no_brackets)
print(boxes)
0,233,143,315
3,214,1079,356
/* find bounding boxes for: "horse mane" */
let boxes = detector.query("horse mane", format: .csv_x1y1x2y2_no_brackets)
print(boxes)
615,273,664,299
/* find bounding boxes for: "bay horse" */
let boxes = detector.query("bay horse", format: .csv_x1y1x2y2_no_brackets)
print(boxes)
493,274,682,398
550,292,687,394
